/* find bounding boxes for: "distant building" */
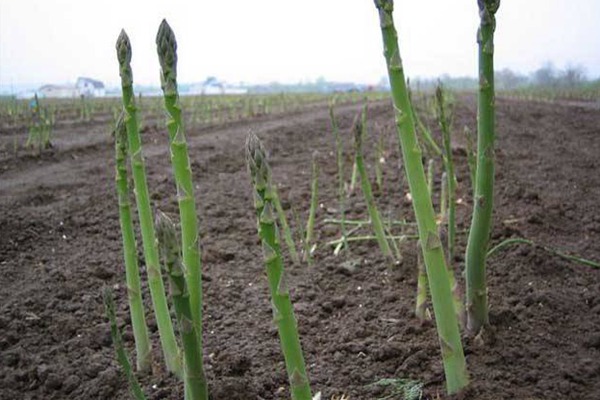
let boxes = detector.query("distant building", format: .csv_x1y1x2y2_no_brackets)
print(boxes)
38,84,79,98
189,77,247,95
76,77,105,97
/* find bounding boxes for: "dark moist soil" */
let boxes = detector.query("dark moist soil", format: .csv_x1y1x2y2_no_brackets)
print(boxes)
1,96,599,400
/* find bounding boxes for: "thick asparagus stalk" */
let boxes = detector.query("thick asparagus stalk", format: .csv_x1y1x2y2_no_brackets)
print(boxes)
465,0,501,335
113,113,152,373
353,108,393,260
246,133,312,400
156,212,208,400
415,241,429,320
156,19,204,352
373,0,468,393
116,30,181,377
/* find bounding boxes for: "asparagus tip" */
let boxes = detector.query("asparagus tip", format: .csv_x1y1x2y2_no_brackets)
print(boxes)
156,19,178,94
116,29,131,66
155,210,177,252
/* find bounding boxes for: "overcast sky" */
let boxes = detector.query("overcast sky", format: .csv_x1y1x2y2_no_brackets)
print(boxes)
1,0,599,88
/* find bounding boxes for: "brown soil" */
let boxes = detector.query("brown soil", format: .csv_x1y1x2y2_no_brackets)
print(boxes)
1,95,599,400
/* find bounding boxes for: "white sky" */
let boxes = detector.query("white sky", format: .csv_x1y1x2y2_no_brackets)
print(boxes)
1,0,599,87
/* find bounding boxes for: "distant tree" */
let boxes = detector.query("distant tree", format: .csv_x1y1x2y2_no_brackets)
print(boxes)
532,62,557,87
561,65,586,87
495,68,527,90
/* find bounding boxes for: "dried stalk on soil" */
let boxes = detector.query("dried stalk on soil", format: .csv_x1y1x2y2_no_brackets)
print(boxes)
353,107,393,260
113,113,152,373
156,19,205,358
103,288,147,400
246,133,312,400
116,29,182,377
373,0,468,393
465,0,501,335
156,212,208,400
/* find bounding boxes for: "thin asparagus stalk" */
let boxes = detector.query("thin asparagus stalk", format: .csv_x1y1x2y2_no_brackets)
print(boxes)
375,134,385,194
246,134,312,400
329,98,348,251
272,187,301,265
114,113,152,373
116,30,182,377
353,108,393,260
156,20,204,351
304,152,319,263
156,212,208,400
415,241,429,320
103,288,147,400
436,85,457,265
440,172,448,221
373,0,468,393
435,86,464,323
427,159,435,196
349,159,358,194
465,0,501,335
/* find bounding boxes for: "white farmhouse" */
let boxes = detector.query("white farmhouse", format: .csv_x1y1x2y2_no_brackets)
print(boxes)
76,77,105,97
38,84,79,98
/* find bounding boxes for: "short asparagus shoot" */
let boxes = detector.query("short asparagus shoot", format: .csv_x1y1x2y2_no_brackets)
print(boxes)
353,108,393,261
156,212,208,400
246,133,312,400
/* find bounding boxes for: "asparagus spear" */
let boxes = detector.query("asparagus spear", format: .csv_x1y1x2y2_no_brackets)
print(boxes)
329,98,348,251
156,19,204,353
113,113,152,373
353,107,393,260
465,0,501,335
373,0,468,393
116,29,182,377
156,212,208,400
246,133,312,400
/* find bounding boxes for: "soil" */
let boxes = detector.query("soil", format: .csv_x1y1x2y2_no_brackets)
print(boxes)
1,95,599,400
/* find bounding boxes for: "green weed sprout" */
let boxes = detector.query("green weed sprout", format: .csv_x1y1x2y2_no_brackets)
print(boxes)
246,133,312,400
373,0,468,393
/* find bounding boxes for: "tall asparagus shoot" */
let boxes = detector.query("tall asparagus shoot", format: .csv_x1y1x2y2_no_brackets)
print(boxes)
465,0,500,335
116,30,181,376
304,152,319,263
353,108,393,260
329,99,348,251
246,134,312,400
114,113,152,373
156,212,208,400
156,19,204,350
373,0,468,393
